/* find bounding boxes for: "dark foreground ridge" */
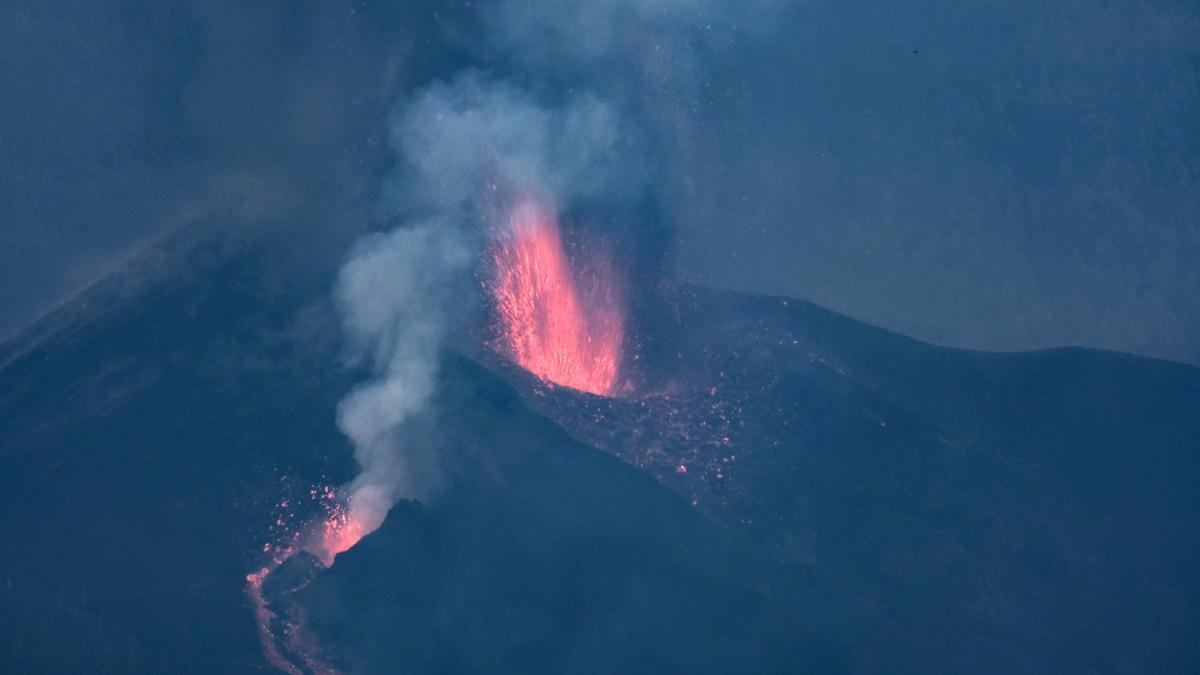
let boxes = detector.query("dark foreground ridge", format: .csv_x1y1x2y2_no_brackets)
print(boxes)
2,232,1198,673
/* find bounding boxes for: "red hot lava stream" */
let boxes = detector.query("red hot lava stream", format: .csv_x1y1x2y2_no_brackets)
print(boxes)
489,196,624,396
246,485,361,674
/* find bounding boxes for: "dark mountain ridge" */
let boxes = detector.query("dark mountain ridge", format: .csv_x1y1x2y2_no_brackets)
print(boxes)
2,232,1198,673
501,287,1200,672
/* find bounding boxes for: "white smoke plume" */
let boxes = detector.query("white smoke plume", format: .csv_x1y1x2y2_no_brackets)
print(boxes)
328,0,781,556
329,71,643,551
332,224,470,537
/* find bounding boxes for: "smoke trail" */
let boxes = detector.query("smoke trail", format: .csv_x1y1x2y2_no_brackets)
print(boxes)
327,223,470,558
322,0,783,561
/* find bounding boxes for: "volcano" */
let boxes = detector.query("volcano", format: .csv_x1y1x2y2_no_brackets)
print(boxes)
2,226,1198,673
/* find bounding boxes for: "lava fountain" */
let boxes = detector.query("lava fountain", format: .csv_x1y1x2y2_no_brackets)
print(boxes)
489,196,624,396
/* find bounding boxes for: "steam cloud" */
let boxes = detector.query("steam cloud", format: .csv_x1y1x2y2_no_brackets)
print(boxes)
329,0,779,554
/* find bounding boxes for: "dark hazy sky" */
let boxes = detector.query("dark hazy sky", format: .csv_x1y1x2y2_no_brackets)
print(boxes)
2,0,1198,364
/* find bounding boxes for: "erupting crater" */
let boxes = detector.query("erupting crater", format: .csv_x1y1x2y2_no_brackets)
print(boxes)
245,484,366,675
488,195,624,397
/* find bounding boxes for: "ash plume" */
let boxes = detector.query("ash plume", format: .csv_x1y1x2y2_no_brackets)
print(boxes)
327,0,780,557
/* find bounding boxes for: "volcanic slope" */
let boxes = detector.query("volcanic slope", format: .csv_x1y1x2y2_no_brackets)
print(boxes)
506,286,1200,673
0,228,361,673
0,228,841,673
268,353,843,674
2,229,1198,673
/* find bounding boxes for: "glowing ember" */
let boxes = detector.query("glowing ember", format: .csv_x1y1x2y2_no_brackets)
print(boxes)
489,196,624,396
246,483,356,674
315,497,367,567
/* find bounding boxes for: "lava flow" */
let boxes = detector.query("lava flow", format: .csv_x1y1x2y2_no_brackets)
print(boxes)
245,484,363,674
489,196,624,396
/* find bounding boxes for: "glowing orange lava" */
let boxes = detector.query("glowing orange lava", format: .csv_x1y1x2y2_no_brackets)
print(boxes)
489,196,624,396
246,484,354,674
246,557,305,675
314,496,366,567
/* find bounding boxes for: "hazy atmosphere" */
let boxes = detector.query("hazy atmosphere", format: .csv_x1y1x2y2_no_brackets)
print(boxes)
3,0,1198,364
3,2,1199,674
